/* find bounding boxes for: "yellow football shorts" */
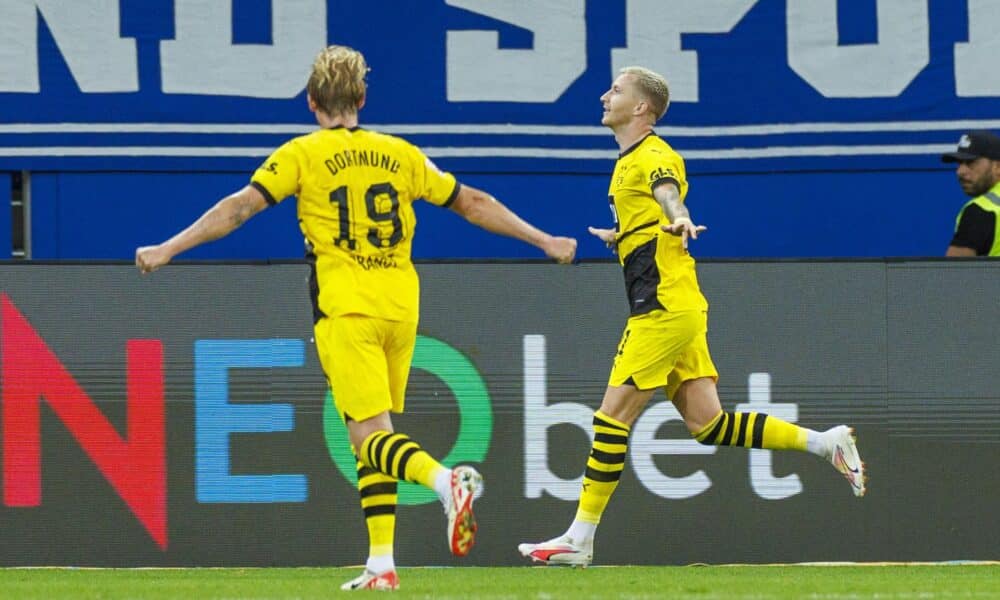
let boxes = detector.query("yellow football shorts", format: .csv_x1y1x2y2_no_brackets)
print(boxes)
314,314,417,423
608,309,719,399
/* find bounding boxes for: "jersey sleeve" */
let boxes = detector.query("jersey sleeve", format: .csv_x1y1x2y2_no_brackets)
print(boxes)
409,144,460,207
249,140,303,205
640,147,686,199
951,203,996,255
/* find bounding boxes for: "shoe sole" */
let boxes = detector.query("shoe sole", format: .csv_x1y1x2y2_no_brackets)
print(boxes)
450,468,482,556
518,543,591,568
340,572,400,591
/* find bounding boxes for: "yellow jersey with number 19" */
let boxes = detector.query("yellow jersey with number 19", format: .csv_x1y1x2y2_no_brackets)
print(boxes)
608,134,708,315
250,126,459,322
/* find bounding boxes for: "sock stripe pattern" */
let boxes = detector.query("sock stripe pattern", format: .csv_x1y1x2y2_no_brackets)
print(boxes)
577,411,630,524
751,412,767,449
357,463,397,518
584,413,628,483
594,431,624,445
696,411,770,448
364,432,420,481
356,462,397,558
359,430,442,488
694,411,806,451
385,435,415,476
735,412,751,447
720,413,737,445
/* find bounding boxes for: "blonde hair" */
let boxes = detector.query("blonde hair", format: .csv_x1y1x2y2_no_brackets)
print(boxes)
307,45,369,116
620,66,670,122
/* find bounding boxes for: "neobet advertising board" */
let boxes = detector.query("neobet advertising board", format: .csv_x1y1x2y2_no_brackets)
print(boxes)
0,261,997,566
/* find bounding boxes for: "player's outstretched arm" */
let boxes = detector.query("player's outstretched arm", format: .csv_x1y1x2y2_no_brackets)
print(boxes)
653,182,706,249
135,184,269,274
449,184,577,263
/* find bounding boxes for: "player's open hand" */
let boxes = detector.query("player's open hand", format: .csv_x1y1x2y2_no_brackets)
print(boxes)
135,245,173,274
544,236,577,264
587,226,617,252
661,219,707,249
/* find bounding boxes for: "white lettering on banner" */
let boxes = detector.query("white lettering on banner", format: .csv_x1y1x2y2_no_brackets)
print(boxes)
787,0,929,98
630,402,717,499
736,373,803,500
522,334,592,500
445,0,586,102
161,0,325,98
0,0,137,93
612,0,758,103
522,334,805,500
3,2,997,105
955,0,1000,97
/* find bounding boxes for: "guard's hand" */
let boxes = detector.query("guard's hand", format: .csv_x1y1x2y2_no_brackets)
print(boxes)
544,236,577,264
661,219,707,249
135,245,173,274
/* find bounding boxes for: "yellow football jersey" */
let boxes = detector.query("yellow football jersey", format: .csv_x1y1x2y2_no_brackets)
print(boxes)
250,126,459,322
607,134,708,314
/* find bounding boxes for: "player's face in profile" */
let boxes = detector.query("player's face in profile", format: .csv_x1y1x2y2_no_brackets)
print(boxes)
956,157,998,197
600,74,639,128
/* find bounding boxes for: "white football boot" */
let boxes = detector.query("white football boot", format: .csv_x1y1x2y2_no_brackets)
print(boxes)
446,465,483,556
825,425,867,497
518,534,593,567
340,569,400,591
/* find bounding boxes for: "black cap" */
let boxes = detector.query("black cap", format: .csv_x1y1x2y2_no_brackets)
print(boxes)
941,130,1000,163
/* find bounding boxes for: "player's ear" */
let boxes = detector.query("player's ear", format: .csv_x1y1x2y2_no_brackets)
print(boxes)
358,93,366,111
307,93,318,113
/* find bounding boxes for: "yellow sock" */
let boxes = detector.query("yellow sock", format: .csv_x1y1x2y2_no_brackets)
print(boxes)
358,431,443,489
356,462,396,559
693,411,807,450
576,411,630,524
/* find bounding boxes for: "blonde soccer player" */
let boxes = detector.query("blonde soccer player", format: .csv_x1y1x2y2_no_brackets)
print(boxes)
136,45,577,591
518,66,865,568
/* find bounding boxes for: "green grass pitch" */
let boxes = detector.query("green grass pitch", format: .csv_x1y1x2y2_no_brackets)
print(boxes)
2,564,997,599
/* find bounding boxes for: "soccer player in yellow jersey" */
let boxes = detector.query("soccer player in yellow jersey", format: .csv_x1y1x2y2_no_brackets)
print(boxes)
518,66,866,567
135,45,577,590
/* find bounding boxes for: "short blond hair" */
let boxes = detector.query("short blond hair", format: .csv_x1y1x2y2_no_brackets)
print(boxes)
620,66,670,122
307,45,369,116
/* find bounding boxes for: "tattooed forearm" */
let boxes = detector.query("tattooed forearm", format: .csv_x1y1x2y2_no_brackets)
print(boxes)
191,198,243,240
653,183,690,223
151,185,266,261
230,195,257,228
179,191,255,246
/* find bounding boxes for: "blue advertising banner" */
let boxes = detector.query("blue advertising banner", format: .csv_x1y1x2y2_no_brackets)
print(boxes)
2,0,1000,173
